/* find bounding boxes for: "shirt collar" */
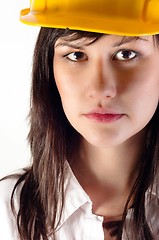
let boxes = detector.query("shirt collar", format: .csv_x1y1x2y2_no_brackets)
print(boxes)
55,162,159,230
55,161,92,230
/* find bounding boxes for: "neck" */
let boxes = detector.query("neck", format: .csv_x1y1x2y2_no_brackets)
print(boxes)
75,133,145,187
71,130,146,217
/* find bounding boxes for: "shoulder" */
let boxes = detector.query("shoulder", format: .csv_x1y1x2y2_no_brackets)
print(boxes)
145,180,159,237
0,177,17,201
0,176,23,240
0,174,24,206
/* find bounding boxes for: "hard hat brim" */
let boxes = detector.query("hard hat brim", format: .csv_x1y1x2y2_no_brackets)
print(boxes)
20,9,159,36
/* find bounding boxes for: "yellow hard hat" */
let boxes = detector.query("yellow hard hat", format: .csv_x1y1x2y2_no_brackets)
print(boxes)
20,0,159,36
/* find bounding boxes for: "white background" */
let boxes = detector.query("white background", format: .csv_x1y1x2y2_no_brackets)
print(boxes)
0,1,40,177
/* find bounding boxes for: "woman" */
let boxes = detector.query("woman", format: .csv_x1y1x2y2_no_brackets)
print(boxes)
1,0,159,239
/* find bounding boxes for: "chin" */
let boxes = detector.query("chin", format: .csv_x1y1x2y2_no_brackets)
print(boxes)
83,134,125,149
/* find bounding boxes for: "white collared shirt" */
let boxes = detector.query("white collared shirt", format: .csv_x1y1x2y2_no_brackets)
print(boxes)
0,163,159,239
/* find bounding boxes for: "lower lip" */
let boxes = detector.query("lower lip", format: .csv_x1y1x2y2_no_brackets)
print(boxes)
84,113,124,123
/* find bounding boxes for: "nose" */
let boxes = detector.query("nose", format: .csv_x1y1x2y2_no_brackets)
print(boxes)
88,60,117,99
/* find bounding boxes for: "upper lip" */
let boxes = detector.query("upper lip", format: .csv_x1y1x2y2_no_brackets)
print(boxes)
84,108,123,115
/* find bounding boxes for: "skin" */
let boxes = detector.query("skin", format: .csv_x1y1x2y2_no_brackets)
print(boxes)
53,35,159,237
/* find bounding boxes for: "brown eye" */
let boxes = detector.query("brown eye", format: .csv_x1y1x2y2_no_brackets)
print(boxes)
114,50,137,61
67,52,88,62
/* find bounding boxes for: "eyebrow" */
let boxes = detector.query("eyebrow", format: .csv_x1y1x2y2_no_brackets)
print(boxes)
55,36,149,49
55,39,97,50
113,36,149,47
55,41,85,50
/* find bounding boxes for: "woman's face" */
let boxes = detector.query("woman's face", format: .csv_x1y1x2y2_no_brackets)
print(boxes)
53,34,159,148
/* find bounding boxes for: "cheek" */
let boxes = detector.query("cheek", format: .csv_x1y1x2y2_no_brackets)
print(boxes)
120,61,159,99
54,63,80,98
138,74,159,103
128,70,159,123
117,63,159,126
54,65,67,97
54,64,81,120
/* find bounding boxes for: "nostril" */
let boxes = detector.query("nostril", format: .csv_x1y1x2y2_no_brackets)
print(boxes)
88,85,117,99
103,87,117,98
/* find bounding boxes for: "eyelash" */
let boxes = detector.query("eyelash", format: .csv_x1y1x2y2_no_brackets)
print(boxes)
64,49,139,62
64,52,88,62
113,49,139,61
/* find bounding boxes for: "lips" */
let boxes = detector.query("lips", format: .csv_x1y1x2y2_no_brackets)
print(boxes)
84,110,124,123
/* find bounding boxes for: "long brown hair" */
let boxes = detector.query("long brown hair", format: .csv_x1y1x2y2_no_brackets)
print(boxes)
9,28,159,239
